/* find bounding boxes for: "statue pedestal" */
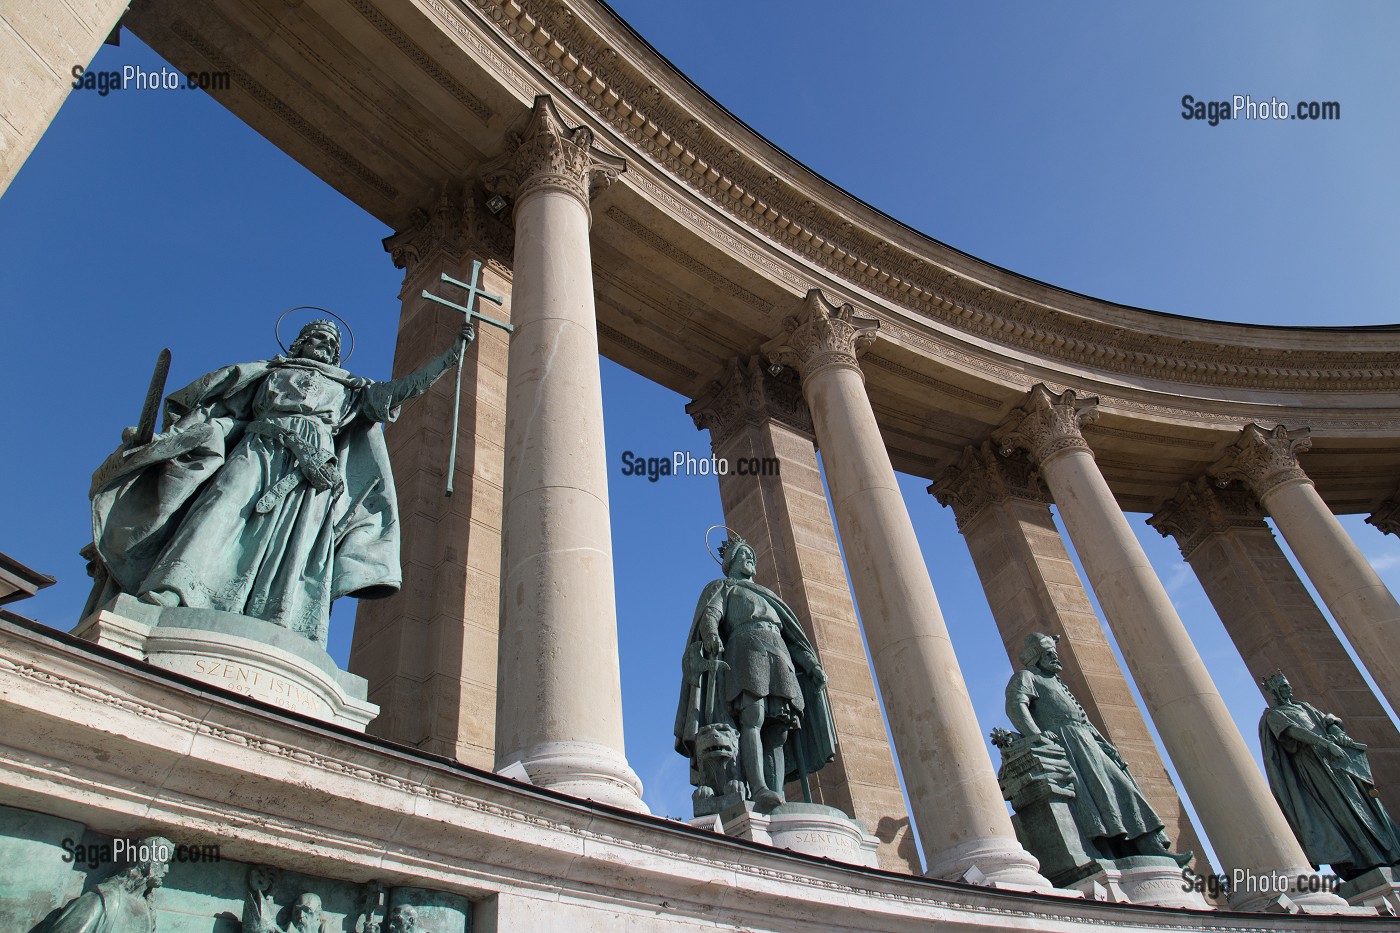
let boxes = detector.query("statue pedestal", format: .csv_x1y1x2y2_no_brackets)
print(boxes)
1084,856,1210,909
75,595,377,731
1339,866,1400,914
705,802,878,867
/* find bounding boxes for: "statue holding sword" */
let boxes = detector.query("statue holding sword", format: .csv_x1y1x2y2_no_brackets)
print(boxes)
83,263,511,646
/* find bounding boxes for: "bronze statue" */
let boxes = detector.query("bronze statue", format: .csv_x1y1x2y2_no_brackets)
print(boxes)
675,533,836,812
50,836,172,933
1260,671,1400,879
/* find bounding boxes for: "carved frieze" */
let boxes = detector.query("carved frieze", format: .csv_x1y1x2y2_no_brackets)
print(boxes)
994,385,1100,467
930,442,1046,530
1147,477,1271,560
762,290,879,382
687,355,813,447
482,95,625,214
1209,424,1314,500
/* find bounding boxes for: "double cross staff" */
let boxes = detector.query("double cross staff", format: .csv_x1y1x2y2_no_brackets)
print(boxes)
421,260,513,496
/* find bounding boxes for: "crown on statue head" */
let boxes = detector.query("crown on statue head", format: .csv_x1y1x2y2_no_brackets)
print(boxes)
717,534,750,567
1261,670,1290,695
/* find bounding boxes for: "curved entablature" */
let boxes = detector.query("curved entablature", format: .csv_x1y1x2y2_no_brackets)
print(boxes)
123,0,1400,508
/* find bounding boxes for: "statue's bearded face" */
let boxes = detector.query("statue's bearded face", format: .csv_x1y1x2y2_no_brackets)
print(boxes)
1035,643,1062,674
726,545,756,579
293,326,341,364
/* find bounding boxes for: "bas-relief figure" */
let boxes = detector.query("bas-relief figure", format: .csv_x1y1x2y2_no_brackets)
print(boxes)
84,320,473,646
1260,671,1400,880
675,534,837,813
1005,633,1186,863
49,836,173,933
244,866,326,933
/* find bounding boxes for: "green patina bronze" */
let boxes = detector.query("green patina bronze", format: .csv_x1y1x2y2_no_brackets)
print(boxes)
674,533,837,815
1260,671,1400,880
420,262,511,496
1002,633,1189,867
48,835,172,933
83,316,474,646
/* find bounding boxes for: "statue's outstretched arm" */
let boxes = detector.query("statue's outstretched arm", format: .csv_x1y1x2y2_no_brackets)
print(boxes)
374,322,476,413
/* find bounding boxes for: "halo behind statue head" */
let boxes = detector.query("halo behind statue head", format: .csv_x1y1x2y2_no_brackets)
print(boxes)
705,524,751,566
276,306,356,365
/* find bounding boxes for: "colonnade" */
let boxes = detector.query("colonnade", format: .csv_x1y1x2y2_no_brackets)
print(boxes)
352,95,1400,912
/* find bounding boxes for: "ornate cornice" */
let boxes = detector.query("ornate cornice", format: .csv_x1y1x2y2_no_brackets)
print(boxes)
1367,495,1400,537
1148,478,1271,560
762,289,879,382
687,356,813,447
929,443,1046,531
1209,424,1314,501
483,94,625,216
994,385,1100,467
463,0,1400,393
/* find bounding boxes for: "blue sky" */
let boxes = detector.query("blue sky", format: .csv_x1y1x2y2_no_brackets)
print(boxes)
2,1,1398,866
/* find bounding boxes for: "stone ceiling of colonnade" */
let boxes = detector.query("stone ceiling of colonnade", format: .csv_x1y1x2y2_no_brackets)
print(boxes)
123,0,1400,513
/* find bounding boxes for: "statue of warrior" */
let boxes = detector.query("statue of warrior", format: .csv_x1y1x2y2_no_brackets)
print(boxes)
674,533,836,812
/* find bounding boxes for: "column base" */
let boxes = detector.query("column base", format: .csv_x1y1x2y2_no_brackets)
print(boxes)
497,741,649,814
923,837,1057,892
1227,870,1371,914
1062,856,1210,909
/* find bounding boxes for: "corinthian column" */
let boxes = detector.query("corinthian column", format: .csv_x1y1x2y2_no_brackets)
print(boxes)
1150,478,1400,811
482,96,645,811
996,386,1346,912
688,357,920,873
763,290,1050,890
1212,424,1400,711
931,444,1212,879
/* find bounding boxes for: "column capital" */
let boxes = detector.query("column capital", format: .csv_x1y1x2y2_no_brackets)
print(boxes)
686,355,813,446
1209,423,1313,500
483,95,625,215
1368,496,1400,537
383,183,514,286
1148,477,1270,560
929,442,1046,530
761,289,879,381
993,384,1099,467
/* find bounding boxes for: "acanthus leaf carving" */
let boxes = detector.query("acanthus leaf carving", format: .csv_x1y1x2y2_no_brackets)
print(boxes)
482,95,626,216
993,385,1100,466
1209,424,1313,500
761,289,879,381
1147,477,1270,559
930,442,1046,530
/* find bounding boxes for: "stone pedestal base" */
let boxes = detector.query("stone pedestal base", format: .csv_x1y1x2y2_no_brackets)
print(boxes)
715,802,879,867
1339,866,1400,914
74,595,377,730
1064,856,1210,909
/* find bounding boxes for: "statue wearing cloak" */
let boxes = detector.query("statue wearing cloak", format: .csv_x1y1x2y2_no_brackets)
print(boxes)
85,321,467,645
674,537,837,811
1260,672,1400,879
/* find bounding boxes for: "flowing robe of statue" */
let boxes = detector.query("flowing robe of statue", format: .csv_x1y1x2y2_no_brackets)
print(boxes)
1006,667,1164,847
1261,699,1400,875
88,355,431,645
674,574,837,800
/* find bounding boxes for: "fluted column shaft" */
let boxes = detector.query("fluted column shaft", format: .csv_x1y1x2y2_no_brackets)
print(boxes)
997,386,1344,911
1213,424,1400,711
765,291,1049,889
487,96,644,811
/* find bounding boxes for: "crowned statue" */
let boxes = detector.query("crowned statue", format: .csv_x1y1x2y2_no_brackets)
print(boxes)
1260,671,1400,880
674,530,837,814
84,312,474,646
